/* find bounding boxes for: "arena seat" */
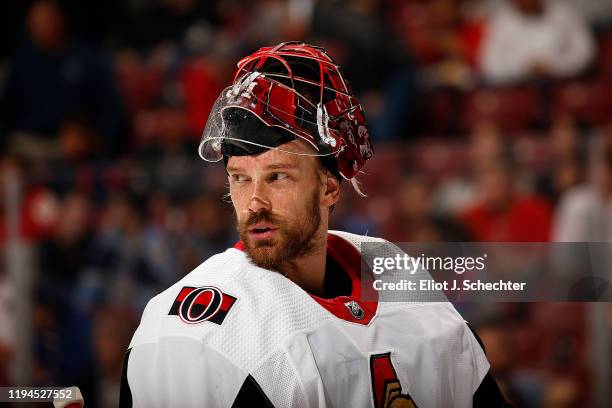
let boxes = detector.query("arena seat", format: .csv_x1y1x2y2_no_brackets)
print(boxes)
463,87,541,132
552,80,612,127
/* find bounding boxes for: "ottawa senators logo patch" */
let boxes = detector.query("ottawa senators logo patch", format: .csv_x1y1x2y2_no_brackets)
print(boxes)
168,286,237,325
370,353,418,408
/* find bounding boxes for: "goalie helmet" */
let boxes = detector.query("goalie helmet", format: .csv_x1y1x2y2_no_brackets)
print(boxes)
198,41,373,180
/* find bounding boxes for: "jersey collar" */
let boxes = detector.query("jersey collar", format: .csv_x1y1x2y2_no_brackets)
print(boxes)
233,233,378,325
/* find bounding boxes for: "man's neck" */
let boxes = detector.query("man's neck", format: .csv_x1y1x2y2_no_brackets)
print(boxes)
278,229,328,296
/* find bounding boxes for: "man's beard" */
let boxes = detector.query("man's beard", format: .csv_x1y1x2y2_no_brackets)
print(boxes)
237,190,322,272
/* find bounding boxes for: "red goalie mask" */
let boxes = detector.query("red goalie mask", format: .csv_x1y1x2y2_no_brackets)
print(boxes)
198,41,374,180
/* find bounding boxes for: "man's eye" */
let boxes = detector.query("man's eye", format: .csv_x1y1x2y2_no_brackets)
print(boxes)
271,172,289,181
231,174,249,183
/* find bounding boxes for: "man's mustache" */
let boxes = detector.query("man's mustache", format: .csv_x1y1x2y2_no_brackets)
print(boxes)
243,211,280,228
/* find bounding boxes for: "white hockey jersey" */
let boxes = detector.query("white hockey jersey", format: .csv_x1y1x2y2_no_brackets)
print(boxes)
120,231,491,408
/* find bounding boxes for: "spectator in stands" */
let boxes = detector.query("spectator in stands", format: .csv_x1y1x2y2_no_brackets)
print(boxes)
35,194,97,398
187,193,236,263
387,175,471,242
114,49,162,118
94,195,165,310
394,0,486,89
38,193,94,285
180,48,228,139
553,141,612,241
479,0,595,85
58,117,98,161
307,0,417,139
475,322,528,407
462,160,553,241
0,0,125,158
328,193,378,237
536,115,585,204
120,0,218,51
91,307,138,408
433,120,510,216
234,0,295,52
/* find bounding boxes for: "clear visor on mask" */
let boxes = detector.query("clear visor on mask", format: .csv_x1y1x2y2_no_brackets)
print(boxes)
198,72,343,162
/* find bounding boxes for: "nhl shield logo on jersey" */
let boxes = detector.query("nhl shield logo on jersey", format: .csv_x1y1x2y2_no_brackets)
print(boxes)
344,300,365,320
168,286,237,325
370,353,418,408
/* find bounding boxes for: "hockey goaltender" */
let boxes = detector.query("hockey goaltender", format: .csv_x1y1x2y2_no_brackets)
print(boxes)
120,42,510,408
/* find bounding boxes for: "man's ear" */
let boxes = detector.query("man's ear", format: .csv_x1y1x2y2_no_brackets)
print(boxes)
321,172,340,209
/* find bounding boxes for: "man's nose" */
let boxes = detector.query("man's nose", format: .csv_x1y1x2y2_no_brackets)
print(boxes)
247,179,271,214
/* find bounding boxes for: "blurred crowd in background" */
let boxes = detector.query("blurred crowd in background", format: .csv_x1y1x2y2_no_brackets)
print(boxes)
0,0,611,406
